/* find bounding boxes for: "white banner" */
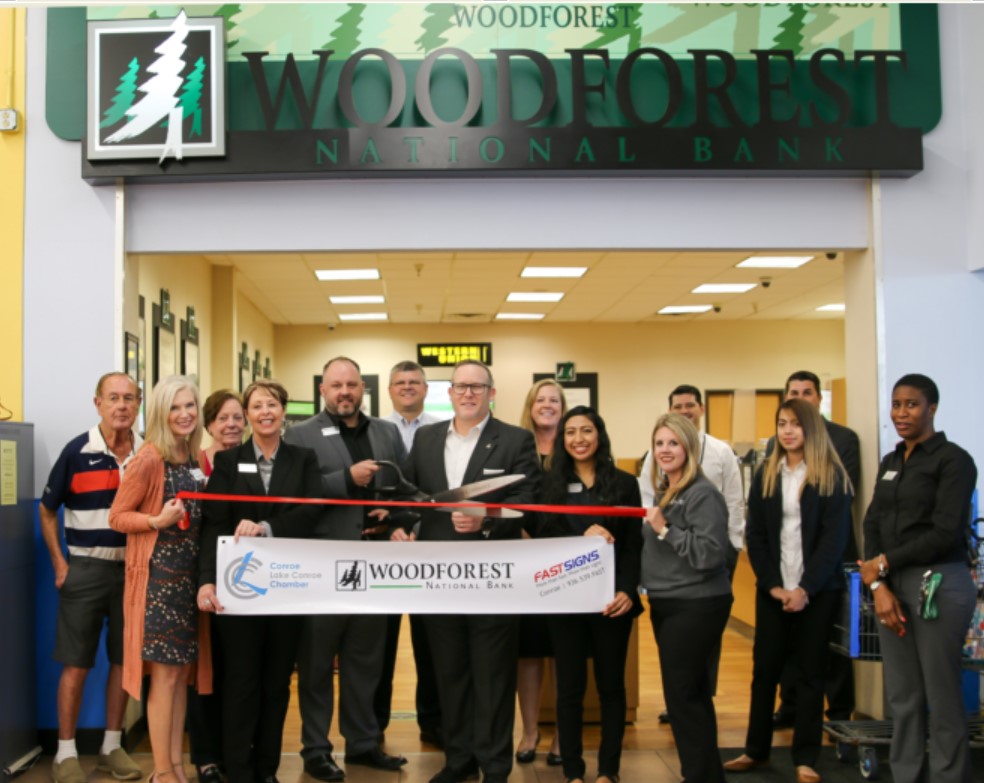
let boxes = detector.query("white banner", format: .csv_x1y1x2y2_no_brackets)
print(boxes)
215,535,614,615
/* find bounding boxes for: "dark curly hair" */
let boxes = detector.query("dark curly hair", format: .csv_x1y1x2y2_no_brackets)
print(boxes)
542,406,619,505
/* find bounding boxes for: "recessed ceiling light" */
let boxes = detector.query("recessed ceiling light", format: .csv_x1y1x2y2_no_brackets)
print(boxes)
692,283,757,294
521,266,588,279
506,292,564,303
736,256,813,269
338,312,387,321
329,295,385,304
496,313,545,320
315,269,380,281
657,305,714,315
816,303,846,312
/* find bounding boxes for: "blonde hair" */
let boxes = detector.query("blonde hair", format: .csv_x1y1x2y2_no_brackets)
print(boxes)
650,413,702,508
760,398,850,498
144,375,203,463
519,379,568,469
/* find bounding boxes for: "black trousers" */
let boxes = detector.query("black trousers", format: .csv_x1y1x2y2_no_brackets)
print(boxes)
425,614,519,778
745,589,839,767
649,593,732,783
373,614,402,733
409,614,442,734
548,612,633,780
217,614,302,783
186,613,223,767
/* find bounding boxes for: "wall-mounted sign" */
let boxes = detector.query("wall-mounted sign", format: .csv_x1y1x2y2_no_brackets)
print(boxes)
556,363,576,383
55,4,938,179
418,343,492,368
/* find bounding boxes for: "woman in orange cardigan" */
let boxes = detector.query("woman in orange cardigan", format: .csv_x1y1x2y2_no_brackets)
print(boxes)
110,375,211,783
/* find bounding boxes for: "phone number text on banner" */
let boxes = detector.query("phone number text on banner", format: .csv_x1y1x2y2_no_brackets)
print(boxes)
216,535,614,615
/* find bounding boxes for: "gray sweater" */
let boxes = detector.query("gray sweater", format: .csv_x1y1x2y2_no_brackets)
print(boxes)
641,474,732,599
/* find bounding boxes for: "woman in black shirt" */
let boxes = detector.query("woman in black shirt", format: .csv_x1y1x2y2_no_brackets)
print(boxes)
860,374,978,783
538,406,642,783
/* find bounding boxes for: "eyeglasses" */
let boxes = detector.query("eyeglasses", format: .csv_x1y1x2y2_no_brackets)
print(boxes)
451,383,490,396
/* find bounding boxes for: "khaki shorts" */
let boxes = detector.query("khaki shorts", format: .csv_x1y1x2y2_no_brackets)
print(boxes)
53,557,125,668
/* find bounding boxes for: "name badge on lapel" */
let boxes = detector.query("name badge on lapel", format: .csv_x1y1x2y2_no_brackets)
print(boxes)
567,482,584,493
190,467,206,482
881,470,898,481
483,468,504,475
238,463,258,474
322,426,340,437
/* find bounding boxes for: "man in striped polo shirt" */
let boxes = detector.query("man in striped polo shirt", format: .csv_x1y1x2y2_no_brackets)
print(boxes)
40,373,143,783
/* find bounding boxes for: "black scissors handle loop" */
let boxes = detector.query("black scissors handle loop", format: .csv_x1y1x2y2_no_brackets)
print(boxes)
372,459,423,498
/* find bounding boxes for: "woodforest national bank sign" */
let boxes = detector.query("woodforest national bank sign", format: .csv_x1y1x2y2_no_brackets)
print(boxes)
60,3,940,181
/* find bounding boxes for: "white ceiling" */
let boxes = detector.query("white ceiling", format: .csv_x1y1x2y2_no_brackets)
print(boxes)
201,250,845,326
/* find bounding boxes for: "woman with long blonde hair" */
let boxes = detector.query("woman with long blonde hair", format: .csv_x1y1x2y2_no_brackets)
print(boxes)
110,376,210,783
724,399,852,783
641,413,733,783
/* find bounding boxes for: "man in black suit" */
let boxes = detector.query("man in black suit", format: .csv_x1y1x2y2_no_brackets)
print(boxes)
284,357,407,780
391,360,539,783
768,370,861,726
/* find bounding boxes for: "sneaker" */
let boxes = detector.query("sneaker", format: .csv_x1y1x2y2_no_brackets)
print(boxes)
52,758,86,783
97,749,142,781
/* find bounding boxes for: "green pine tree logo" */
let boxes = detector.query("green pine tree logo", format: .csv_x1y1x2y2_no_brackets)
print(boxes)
415,3,455,53
216,4,242,50
100,57,140,129
323,3,366,58
773,4,808,56
586,3,643,50
179,56,206,137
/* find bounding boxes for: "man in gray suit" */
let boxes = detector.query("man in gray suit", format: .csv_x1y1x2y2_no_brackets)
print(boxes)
284,357,408,781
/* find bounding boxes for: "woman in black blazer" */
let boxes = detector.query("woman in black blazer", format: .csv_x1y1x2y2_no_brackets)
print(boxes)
537,406,642,783
724,399,852,783
197,380,321,783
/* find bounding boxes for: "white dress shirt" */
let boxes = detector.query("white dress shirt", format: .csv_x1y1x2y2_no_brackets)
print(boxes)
779,457,808,591
387,410,440,453
639,431,746,549
444,414,490,489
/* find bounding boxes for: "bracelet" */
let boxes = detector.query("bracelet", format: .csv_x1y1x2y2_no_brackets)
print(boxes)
657,524,671,541
878,554,889,578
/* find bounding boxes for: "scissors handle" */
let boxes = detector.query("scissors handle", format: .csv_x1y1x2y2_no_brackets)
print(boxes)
372,460,423,498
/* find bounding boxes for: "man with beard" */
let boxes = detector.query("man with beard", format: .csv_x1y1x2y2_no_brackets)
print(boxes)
284,357,407,780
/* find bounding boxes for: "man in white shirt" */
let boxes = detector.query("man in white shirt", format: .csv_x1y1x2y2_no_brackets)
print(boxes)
639,384,745,722
386,360,441,452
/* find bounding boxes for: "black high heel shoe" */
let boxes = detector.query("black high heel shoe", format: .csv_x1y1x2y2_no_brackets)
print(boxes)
515,733,540,764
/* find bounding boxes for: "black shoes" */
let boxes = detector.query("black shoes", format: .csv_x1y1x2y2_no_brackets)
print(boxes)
515,732,540,764
772,709,795,729
303,754,345,782
344,747,407,771
197,766,224,783
658,711,672,725
428,761,479,783
546,753,563,767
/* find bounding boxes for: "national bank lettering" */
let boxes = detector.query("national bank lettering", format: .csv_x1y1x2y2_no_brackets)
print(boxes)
75,3,935,180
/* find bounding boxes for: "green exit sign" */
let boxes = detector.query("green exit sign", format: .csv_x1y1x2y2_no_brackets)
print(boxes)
556,362,576,382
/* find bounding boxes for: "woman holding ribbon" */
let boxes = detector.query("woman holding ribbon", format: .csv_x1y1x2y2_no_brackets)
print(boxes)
537,405,642,783
197,380,321,783
109,375,210,783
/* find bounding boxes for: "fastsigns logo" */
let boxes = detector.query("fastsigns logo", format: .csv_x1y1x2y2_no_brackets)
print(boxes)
533,549,600,583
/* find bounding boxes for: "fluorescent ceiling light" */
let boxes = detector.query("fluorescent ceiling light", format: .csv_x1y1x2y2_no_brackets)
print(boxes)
692,283,757,294
338,312,387,321
816,303,846,312
736,256,813,269
521,266,588,279
658,305,714,315
496,313,545,320
315,269,380,281
507,292,564,303
329,295,385,304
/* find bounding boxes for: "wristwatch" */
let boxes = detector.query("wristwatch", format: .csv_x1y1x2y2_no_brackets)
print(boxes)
657,524,671,541
870,579,883,592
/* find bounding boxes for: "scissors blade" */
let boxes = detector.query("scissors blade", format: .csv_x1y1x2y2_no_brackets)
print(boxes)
427,474,527,503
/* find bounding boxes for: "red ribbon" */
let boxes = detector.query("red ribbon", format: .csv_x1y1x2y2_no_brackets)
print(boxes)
176,491,647,518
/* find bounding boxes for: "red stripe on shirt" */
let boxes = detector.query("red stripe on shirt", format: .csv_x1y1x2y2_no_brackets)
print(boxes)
70,469,120,494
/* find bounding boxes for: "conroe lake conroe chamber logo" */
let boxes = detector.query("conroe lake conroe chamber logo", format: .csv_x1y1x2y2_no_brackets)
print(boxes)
87,10,226,162
224,551,268,600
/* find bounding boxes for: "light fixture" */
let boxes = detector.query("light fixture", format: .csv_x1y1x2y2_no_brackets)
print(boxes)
329,295,385,304
691,283,757,294
338,312,387,321
736,256,813,269
816,303,846,312
315,269,380,281
657,305,714,315
495,313,545,320
506,292,564,303
521,266,588,279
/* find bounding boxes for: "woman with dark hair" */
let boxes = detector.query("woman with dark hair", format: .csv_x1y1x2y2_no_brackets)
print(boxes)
642,412,732,783
199,390,245,477
516,379,568,764
725,399,852,783
197,380,321,783
859,374,977,783
537,406,642,783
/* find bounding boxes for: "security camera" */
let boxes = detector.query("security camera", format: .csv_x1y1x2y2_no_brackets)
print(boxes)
327,323,337,331
760,277,772,289
712,304,722,313
825,252,838,260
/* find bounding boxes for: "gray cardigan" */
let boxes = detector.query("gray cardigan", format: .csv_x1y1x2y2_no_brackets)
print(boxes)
641,474,732,599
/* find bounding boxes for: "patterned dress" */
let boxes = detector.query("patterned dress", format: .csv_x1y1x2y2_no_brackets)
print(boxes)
142,461,203,664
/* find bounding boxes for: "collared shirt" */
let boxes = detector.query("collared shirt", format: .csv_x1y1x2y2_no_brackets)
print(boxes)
444,414,490,489
862,431,978,568
387,410,440,453
779,457,808,590
41,425,143,561
251,440,279,493
639,431,746,549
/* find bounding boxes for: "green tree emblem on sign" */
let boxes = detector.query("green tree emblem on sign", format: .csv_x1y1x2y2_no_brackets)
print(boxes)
586,3,643,51
215,4,242,51
323,3,365,57
100,56,140,129
773,4,808,55
416,3,455,53
179,56,206,137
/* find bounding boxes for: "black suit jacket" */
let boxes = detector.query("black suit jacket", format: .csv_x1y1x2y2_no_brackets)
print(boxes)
403,416,540,541
198,438,322,586
745,466,852,596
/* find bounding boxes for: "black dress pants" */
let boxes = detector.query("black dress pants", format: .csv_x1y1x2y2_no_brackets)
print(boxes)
409,614,443,735
217,614,302,783
187,612,223,768
745,589,839,767
649,593,732,783
374,614,402,733
548,612,633,780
